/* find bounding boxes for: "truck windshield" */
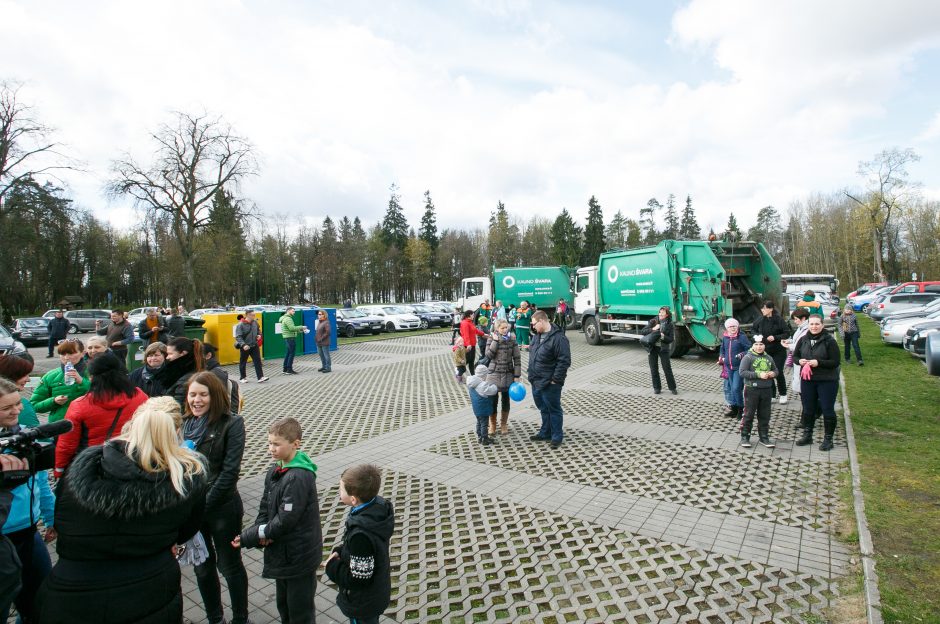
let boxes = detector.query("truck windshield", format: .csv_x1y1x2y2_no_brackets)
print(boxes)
465,281,484,297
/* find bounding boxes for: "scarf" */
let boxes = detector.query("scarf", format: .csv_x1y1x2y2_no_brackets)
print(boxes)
182,414,210,447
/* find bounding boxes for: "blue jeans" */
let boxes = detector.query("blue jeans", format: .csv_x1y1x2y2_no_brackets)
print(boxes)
843,332,862,362
532,383,564,443
723,369,743,407
284,336,297,371
318,345,332,371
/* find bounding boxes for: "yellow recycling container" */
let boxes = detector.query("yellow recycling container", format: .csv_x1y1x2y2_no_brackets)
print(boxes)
201,313,242,365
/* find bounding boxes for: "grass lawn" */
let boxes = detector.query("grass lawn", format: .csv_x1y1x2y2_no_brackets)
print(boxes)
841,317,940,623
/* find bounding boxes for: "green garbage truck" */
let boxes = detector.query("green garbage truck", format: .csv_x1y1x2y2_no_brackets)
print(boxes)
457,266,576,326
579,239,784,357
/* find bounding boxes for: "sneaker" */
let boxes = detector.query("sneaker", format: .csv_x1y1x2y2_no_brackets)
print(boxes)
550,441,562,449
670,389,678,395
778,394,787,405
481,437,493,446
759,437,775,448
239,378,248,383
740,436,752,448
653,389,661,394
258,376,269,383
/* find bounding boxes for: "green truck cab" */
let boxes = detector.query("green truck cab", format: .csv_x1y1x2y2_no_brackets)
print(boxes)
458,266,575,325
580,239,783,357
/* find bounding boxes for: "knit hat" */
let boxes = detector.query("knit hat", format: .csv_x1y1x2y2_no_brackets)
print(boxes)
724,318,739,329
803,290,816,301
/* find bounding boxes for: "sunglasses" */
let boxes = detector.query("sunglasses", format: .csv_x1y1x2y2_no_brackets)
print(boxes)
57,338,81,345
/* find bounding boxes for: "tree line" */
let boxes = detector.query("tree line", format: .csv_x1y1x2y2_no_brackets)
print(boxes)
2,81,938,322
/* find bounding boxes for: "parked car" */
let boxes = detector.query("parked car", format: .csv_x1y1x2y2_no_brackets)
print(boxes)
888,281,940,294
357,305,421,332
878,298,940,324
881,310,940,345
869,293,940,321
45,309,112,334
0,325,28,357
188,308,228,318
126,307,152,327
846,282,889,299
847,285,896,312
335,308,383,337
403,304,452,329
903,319,940,358
11,317,51,346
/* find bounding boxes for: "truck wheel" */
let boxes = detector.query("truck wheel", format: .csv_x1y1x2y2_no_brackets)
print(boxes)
668,327,692,358
565,311,577,330
584,317,604,345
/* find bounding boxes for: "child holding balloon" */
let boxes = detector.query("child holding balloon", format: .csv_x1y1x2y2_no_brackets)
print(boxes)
484,320,522,435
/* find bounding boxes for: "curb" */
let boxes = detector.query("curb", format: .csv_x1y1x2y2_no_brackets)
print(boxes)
840,371,884,624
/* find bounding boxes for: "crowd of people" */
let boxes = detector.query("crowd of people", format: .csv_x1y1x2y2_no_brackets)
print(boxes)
0,319,394,623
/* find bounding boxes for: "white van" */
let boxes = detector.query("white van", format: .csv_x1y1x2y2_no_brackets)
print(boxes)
357,305,421,332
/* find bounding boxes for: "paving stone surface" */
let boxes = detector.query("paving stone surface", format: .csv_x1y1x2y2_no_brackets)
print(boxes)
27,331,855,623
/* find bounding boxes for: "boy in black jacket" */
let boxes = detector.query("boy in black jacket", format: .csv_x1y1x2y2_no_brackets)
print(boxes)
234,417,321,624
325,464,396,624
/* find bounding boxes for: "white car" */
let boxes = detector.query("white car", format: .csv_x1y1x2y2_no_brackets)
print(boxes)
357,305,421,332
189,308,228,318
881,309,940,345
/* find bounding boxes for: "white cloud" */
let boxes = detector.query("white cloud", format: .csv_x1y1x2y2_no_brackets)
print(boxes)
2,0,940,235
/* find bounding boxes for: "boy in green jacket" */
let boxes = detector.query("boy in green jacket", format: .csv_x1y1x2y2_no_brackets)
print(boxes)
279,307,308,375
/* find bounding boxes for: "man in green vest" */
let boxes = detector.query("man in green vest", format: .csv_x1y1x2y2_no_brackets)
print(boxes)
279,307,308,375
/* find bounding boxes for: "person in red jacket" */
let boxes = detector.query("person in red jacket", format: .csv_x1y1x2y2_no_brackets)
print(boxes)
54,352,148,477
459,310,486,371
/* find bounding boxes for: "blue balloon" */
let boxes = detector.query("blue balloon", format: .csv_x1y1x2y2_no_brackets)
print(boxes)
508,382,526,402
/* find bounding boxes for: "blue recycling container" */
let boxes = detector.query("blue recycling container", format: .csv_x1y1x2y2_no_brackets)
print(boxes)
302,308,338,354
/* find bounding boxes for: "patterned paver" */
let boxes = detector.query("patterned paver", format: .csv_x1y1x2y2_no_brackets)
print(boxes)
23,331,855,623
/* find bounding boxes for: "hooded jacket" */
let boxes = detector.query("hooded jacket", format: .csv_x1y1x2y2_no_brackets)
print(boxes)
739,347,779,389
794,328,841,382
459,318,485,349
527,324,571,389
30,360,90,423
467,364,499,417
751,313,790,354
48,316,71,341
234,318,260,349
720,331,752,372
54,388,149,476
240,451,322,579
326,496,396,619
484,332,521,391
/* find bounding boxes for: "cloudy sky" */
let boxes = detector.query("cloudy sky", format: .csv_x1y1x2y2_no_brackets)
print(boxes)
3,0,940,234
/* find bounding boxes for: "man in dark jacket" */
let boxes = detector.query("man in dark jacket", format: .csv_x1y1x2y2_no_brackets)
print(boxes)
47,309,70,357
167,307,186,339
751,300,790,403
237,417,321,624
138,307,169,345
95,309,135,368
527,311,572,449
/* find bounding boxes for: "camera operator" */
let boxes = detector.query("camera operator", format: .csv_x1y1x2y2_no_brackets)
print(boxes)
1,377,57,622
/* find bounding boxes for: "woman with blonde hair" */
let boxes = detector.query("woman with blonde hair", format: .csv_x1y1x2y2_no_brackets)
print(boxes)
37,396,207,623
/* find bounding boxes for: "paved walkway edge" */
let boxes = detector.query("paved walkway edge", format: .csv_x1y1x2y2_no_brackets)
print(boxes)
840,372,884,624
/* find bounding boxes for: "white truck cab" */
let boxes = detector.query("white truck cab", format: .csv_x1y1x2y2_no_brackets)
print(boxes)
456,278,492,313
574,266,598,325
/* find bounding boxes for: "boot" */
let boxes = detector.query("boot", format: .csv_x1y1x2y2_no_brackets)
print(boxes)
723,404,735,417
500,412,509,435
488,414,497,436
795,427,813,446
820,418,836,451
819,436,834,451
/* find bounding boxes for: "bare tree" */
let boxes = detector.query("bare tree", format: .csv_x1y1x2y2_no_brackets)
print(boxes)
108,111,258,304
0,80,76,206
845,147,921,281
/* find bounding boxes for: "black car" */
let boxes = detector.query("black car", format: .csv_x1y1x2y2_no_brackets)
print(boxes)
904,319,940,358
12,317,51,346
0,324,28,356
404,304,452,329
335,308,383,338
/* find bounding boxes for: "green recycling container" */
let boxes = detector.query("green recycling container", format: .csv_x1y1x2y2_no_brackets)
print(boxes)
126,341,146,373
183,317,206,343
262,310,305,360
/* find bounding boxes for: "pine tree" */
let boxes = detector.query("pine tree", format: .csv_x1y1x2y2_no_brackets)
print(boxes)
488,201,520,266
726,213,742,238
746,206,784,255
640,198,661,244
663,194,679,240
626,218,642,248
581,195,606,264
381,183,409,250
679,195,701,240
606,210,627,249
549,208,583,266
418,190,439,251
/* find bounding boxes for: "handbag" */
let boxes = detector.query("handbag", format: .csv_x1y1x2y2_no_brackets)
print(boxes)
640,330,661,352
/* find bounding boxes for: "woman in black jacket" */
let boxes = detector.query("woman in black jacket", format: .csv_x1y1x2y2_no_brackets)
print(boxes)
157,336,204,407
182,371,249,624
641,306,678,395
794,314,841,450
129,341,168,397
36,397,207,623
751,300,790,403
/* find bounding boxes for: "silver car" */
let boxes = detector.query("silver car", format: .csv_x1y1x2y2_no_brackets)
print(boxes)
869,293,940,321
881,309,940,345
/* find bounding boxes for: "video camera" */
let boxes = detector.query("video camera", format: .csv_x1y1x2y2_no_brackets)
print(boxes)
0,420,72,489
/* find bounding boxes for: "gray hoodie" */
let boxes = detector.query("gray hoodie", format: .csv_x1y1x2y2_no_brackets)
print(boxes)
466,364,498,397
